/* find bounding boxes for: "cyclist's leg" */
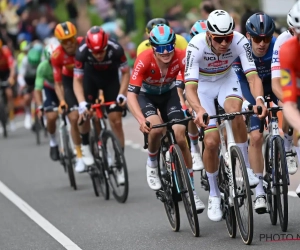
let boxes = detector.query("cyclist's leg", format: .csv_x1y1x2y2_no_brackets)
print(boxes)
184,92,204,170
197,81,222,221
23,77,35,129
164,88,205,211
138,92,164,190
62,75,86,172
220,71,259,188
44,86,59,161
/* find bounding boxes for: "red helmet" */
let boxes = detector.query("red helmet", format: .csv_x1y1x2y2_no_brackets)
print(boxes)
86,26,108,53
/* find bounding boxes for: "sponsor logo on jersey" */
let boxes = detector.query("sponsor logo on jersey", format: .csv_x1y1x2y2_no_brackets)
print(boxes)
208,60,228,67
170,64,179,73
188,43,199,50
280,69,291,87
204,56,217,61
243,43,254,62
132,60,144,80
185,51,192,72
237,36,245,45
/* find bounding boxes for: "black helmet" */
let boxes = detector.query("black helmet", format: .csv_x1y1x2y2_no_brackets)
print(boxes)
246,13,275,37
146,18,170,34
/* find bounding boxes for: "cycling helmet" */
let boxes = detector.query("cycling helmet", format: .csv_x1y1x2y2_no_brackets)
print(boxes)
27,48,42,66
32,42,44,52
246,13,275,37
190,20,207,38
207,10,235,35
287,1,300,31
146,18,169,34
54,21,77,40
149,24,176,46
86,26,108,52
43,43,59,61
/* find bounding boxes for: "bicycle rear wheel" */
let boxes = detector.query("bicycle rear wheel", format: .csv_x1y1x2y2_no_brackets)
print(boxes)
90,135,109,200
102,130,129,203
34,112,41,145
264,135,277,225
157,147,180,232
231,146,253,245
173,144,200,237
62,128,77,190
273,137,288,232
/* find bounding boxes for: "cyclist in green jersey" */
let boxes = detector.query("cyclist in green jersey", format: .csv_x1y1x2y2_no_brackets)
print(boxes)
34,44,60,161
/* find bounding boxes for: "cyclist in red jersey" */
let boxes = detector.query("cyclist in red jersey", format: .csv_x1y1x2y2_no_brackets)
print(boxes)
127,24,205,213
51,21,94,172
0,38,16,130
280,1,300,197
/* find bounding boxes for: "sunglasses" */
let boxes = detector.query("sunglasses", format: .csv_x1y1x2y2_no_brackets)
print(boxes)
60,36,76,45
251,36,272,43
153,44,175,54
210,33,234,44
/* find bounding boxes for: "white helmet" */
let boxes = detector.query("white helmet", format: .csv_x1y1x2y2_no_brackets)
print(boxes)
207,10,235,35
287,1,300,32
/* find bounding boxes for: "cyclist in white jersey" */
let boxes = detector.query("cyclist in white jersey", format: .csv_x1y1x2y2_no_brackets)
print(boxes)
271,10,300,171
184,10,267,221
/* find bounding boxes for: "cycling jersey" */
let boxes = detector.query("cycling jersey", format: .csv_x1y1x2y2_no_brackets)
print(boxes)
128,48,186,95
233,37,276,91
74,38,128,78
271,30,293,79
280,37,300,103
0,46,14,72
18,56,38,87
136,34,188,56
184,31,257,84
35,60,55,90
51,37,83,82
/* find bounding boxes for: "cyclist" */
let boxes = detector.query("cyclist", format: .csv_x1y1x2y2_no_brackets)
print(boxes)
136,18,188,56
18,46,43,129
184,10,267,221
73,26,128,181
271,9,300,170
0,38,15,131
280,1,300,197
177,19,208,171
127,24,205,213
51,21,94,172
232,13,291,213
34,43,60,161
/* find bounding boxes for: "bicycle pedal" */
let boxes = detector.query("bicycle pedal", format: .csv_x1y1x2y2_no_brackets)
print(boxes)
196,208,204,214
255,208,267,215
156,190,166,203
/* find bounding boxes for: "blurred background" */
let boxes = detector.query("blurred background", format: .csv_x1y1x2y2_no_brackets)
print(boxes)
0,0,294,69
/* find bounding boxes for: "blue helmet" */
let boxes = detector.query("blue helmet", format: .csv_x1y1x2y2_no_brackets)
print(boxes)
190,20,207,38
246,13,275,37
149,24,176,46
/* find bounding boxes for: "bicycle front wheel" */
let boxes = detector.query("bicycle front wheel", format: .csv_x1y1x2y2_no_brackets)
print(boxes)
173,144,200,237
273,137,288,232
102,130,129,203
231,146,253,245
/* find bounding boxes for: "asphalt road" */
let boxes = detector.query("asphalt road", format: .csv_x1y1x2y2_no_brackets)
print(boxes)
1,115,300,250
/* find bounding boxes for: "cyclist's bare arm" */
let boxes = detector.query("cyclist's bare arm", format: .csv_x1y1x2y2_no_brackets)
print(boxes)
127,92,146,124
119,67,130,95
73,76,85,103
185,83,203,113
54,81,65,102
177,88,186,107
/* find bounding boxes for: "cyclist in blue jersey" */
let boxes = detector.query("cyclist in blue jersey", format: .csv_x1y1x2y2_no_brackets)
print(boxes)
232,13,297,214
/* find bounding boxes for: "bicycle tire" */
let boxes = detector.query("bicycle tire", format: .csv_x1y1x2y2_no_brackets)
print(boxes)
219,156,236,238
173,144,200,237
157,147,180,232
231,146,253,245
102,130,129,203
35,112,41,145
264,135,277,225
273,137,288,232
90,135,109,200
0,100,7,138
62,127,77,190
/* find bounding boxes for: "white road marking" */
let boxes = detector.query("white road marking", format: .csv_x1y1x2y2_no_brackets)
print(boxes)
0,181,82,250
288,191,298,198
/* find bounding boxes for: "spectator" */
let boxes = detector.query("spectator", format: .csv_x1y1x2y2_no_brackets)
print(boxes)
35,16,55,41
2,2,19,50
199,0,215,19
66,0,78,27
230,11,241,32
240,6,262,36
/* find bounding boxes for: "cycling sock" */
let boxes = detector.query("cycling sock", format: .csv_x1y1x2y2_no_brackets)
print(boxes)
207,170,220,197
188,133,200,153
295,146,300,163
236,142,250,168
147,150,158,168
24,106,30,115
80,133,89,146
255,173,264,197
284,133,293,152
9,109,14,120
75,145,82,158
49,133,57,147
